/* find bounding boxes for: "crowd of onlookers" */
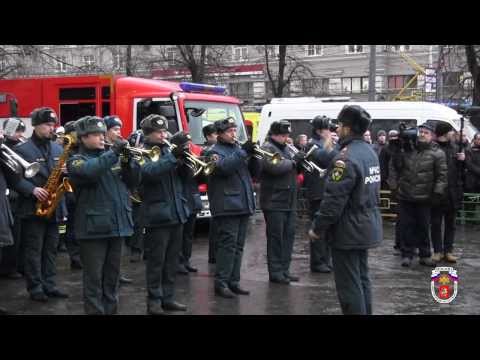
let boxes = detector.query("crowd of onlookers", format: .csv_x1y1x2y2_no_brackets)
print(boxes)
292,126,480,194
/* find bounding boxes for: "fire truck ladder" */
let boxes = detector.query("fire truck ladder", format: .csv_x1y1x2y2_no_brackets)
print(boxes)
393,53,427,101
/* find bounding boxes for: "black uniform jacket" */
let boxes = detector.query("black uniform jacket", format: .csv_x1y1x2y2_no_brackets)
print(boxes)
205,140,259,217
13,133,67,222
0,163,20,247
259,138,298,212
312,136,383,250
139,143,190,228
303,134,339,201
67,145,141,239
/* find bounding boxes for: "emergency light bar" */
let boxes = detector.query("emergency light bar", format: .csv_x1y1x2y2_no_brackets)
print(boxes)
179,82,226,95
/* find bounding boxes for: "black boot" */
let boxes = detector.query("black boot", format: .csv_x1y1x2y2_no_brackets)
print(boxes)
215,287,236,298
147,302,165,315
162,301,187,311
185,264,198,273
229,285,250,295
119,275,133,285
45,289,69,298
177,264,189,275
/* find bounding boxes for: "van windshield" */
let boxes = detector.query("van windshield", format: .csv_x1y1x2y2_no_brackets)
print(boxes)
184,100,247,145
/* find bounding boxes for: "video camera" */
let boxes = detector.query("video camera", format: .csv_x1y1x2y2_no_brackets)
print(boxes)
398,123,418,152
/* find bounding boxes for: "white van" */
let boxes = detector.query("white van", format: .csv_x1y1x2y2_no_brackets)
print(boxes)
258,99,477,144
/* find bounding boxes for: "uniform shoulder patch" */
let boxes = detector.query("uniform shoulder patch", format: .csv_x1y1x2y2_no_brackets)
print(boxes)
331,159,347,182
71,159,85,168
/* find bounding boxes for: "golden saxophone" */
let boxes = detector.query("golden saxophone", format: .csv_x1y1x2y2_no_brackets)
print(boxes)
35,134,76,218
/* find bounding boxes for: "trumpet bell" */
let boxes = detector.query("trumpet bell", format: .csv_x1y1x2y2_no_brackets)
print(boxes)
270,153,282,165
149,146,161,162
25,162,41,178
203,162,216,176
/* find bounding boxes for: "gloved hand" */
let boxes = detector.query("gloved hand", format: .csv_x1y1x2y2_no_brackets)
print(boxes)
241,140,256,155
293,150,307,164
171,144,186,159
170,131,191,148
111,138,129,155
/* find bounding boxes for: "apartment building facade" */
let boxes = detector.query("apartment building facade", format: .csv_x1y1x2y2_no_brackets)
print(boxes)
0,45,473,108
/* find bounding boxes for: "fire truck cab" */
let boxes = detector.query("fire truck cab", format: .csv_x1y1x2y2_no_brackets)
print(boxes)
1,75,248,219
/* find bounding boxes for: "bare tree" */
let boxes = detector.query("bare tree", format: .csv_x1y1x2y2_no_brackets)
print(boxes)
261,45,315,98
465,45,480,106
436,45,478,105
156,45,229,83
0,45,38,78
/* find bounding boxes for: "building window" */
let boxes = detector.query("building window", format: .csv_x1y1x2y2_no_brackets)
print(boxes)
389,45,411,52
305,45,323,57
328,78,342,94
229,82,253,99
56,56,67,72
302,78,329,95
83,55,95,68
232,46,248,61
113,53,124,70
387,75,416,89
346,45,364,54
166,47,176,66
338,77,369,94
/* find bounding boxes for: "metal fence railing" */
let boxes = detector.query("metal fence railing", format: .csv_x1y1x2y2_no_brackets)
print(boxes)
379,190,480,224
457,193,480,224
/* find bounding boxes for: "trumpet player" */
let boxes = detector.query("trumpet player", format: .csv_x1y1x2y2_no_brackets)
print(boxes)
205,117,260,298
0,127,25,314
260,120,305,284
11,107,69,302
304,116,339,274
201,124,218,264
139,114,190,315
103,115,134,285
3,117,26,147
0,118,26,279
67,116,140,315
169,132,202,275
126,130,145,263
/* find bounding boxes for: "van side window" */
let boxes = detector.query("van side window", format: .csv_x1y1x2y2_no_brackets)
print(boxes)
279,119,312,142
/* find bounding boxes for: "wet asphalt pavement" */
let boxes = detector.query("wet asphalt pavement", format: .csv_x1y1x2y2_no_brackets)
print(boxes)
1,212,479,315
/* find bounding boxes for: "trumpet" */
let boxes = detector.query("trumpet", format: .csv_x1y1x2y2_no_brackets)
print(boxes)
234,137,282,165
104,141,161,162
0,143,41,178
286,143,327,177
163,139,216,177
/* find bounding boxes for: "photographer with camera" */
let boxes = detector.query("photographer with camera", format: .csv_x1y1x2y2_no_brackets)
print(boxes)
389,123,447,268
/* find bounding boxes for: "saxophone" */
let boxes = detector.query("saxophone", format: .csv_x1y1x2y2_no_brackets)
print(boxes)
35,134,76,218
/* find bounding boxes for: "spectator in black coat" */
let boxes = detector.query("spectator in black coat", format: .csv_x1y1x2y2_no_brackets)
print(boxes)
465,132,480,193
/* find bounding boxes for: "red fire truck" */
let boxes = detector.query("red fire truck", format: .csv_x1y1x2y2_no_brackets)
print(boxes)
0,75,249,219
